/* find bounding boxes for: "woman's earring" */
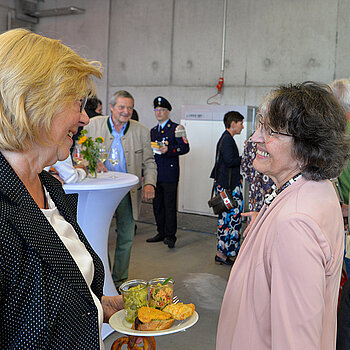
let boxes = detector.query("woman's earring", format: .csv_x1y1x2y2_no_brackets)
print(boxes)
299,162,303,170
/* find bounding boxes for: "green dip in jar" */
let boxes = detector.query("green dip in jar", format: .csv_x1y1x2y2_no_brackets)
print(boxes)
120,279,148,323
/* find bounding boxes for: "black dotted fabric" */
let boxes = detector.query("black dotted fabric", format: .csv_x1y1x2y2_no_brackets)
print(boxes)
0,153,104,349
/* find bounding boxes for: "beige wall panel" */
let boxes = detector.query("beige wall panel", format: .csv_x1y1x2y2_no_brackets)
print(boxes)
219,0,249,86
12,0,346,119
334,0,350,79
172,0,226,86
36,0,110,107
108,0,173,87
109,85,246,129
0,6,10,32
0,1,23,32
245,0,337,85
244,86,275,107
0,0,14,7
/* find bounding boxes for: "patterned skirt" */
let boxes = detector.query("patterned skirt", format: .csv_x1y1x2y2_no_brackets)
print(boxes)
216,182,244,257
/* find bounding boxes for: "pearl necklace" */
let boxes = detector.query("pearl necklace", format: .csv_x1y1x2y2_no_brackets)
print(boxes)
264,173,302,207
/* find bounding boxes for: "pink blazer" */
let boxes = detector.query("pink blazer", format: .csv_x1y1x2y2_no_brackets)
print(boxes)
217,178,344,350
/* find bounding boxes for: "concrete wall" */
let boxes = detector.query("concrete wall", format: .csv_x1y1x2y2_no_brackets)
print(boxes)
0,0,14,32
1,0,350,128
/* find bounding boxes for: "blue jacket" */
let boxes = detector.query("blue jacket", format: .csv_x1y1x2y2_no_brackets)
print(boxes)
151,119,189,182
210,130,241,189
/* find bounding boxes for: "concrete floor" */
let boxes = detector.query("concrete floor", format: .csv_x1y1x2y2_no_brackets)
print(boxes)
103,202,232,350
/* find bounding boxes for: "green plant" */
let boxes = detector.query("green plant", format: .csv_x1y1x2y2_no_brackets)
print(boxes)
78,129,104,177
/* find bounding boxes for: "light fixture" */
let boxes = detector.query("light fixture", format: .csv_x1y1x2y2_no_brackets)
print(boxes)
29,6,85,18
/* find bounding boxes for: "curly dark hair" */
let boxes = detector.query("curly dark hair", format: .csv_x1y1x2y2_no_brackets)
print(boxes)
263,81,350,181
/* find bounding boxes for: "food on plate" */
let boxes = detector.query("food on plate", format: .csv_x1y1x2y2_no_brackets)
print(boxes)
138,306,172,323
133,306,175,331
163,302,195,320
111,335,156,350
120,281,148,323
148,278,174,310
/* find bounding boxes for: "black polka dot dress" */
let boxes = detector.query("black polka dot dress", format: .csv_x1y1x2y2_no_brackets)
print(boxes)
0,154,105,349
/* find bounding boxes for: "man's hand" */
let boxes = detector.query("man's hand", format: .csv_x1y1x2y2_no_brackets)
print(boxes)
159,145,168,154
101,295,124,323
143,184,155,202
241,211,259,237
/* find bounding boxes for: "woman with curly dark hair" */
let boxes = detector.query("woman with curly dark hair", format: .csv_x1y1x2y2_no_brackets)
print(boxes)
217,82,350,350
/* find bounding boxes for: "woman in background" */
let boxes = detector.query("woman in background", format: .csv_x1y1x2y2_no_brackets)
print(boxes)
217,82,349,350
210,111,244,265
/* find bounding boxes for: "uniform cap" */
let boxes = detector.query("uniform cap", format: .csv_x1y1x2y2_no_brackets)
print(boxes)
153,96,172,111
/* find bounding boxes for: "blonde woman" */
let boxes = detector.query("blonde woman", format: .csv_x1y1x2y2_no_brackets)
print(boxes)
0,29,123,349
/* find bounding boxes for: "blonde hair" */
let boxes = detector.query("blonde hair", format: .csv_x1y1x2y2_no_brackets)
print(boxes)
0,28,103,151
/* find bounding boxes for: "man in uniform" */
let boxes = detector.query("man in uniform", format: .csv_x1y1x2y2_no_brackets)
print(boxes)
146,96,190,248
84,90,157,288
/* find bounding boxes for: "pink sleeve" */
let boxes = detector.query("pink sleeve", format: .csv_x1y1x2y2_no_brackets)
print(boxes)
270,215,327,350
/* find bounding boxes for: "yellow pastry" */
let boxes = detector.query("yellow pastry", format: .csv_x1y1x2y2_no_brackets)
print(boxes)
162,303,195,320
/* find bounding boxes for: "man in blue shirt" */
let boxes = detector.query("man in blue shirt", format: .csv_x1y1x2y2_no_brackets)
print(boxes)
84,90,157,287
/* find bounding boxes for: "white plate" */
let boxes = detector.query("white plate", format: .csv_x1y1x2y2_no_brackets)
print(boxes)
109,309,199,337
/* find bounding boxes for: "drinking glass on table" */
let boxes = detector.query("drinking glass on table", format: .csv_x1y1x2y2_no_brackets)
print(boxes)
72,144,83,166
108,145,119,178
98,144,108,174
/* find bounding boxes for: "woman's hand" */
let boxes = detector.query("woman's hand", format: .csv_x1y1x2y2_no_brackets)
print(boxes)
74,164,89,175
241,211,259,237
50,172,64,184
97,162,108,173
101,295,124,323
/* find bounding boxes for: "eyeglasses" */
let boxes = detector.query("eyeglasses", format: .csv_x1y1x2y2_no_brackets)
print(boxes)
79,94,89,113
255,113,292,143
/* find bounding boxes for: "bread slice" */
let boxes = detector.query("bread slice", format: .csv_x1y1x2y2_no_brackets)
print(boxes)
134,317,175,331
162,303,195,320
133,306,175,331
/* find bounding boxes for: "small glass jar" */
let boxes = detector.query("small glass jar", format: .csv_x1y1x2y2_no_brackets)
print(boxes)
119,279,148,323
148,277,174,310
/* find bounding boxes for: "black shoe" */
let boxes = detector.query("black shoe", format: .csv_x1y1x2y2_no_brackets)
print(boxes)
164,237,176,248
146,234,165,243
215,255,234,266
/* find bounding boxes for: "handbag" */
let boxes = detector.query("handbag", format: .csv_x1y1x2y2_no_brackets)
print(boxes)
208,187,237,215
208,135,237,215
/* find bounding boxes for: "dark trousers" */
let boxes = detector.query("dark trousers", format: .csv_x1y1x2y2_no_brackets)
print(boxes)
153,182,178,239
338,277,350,349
